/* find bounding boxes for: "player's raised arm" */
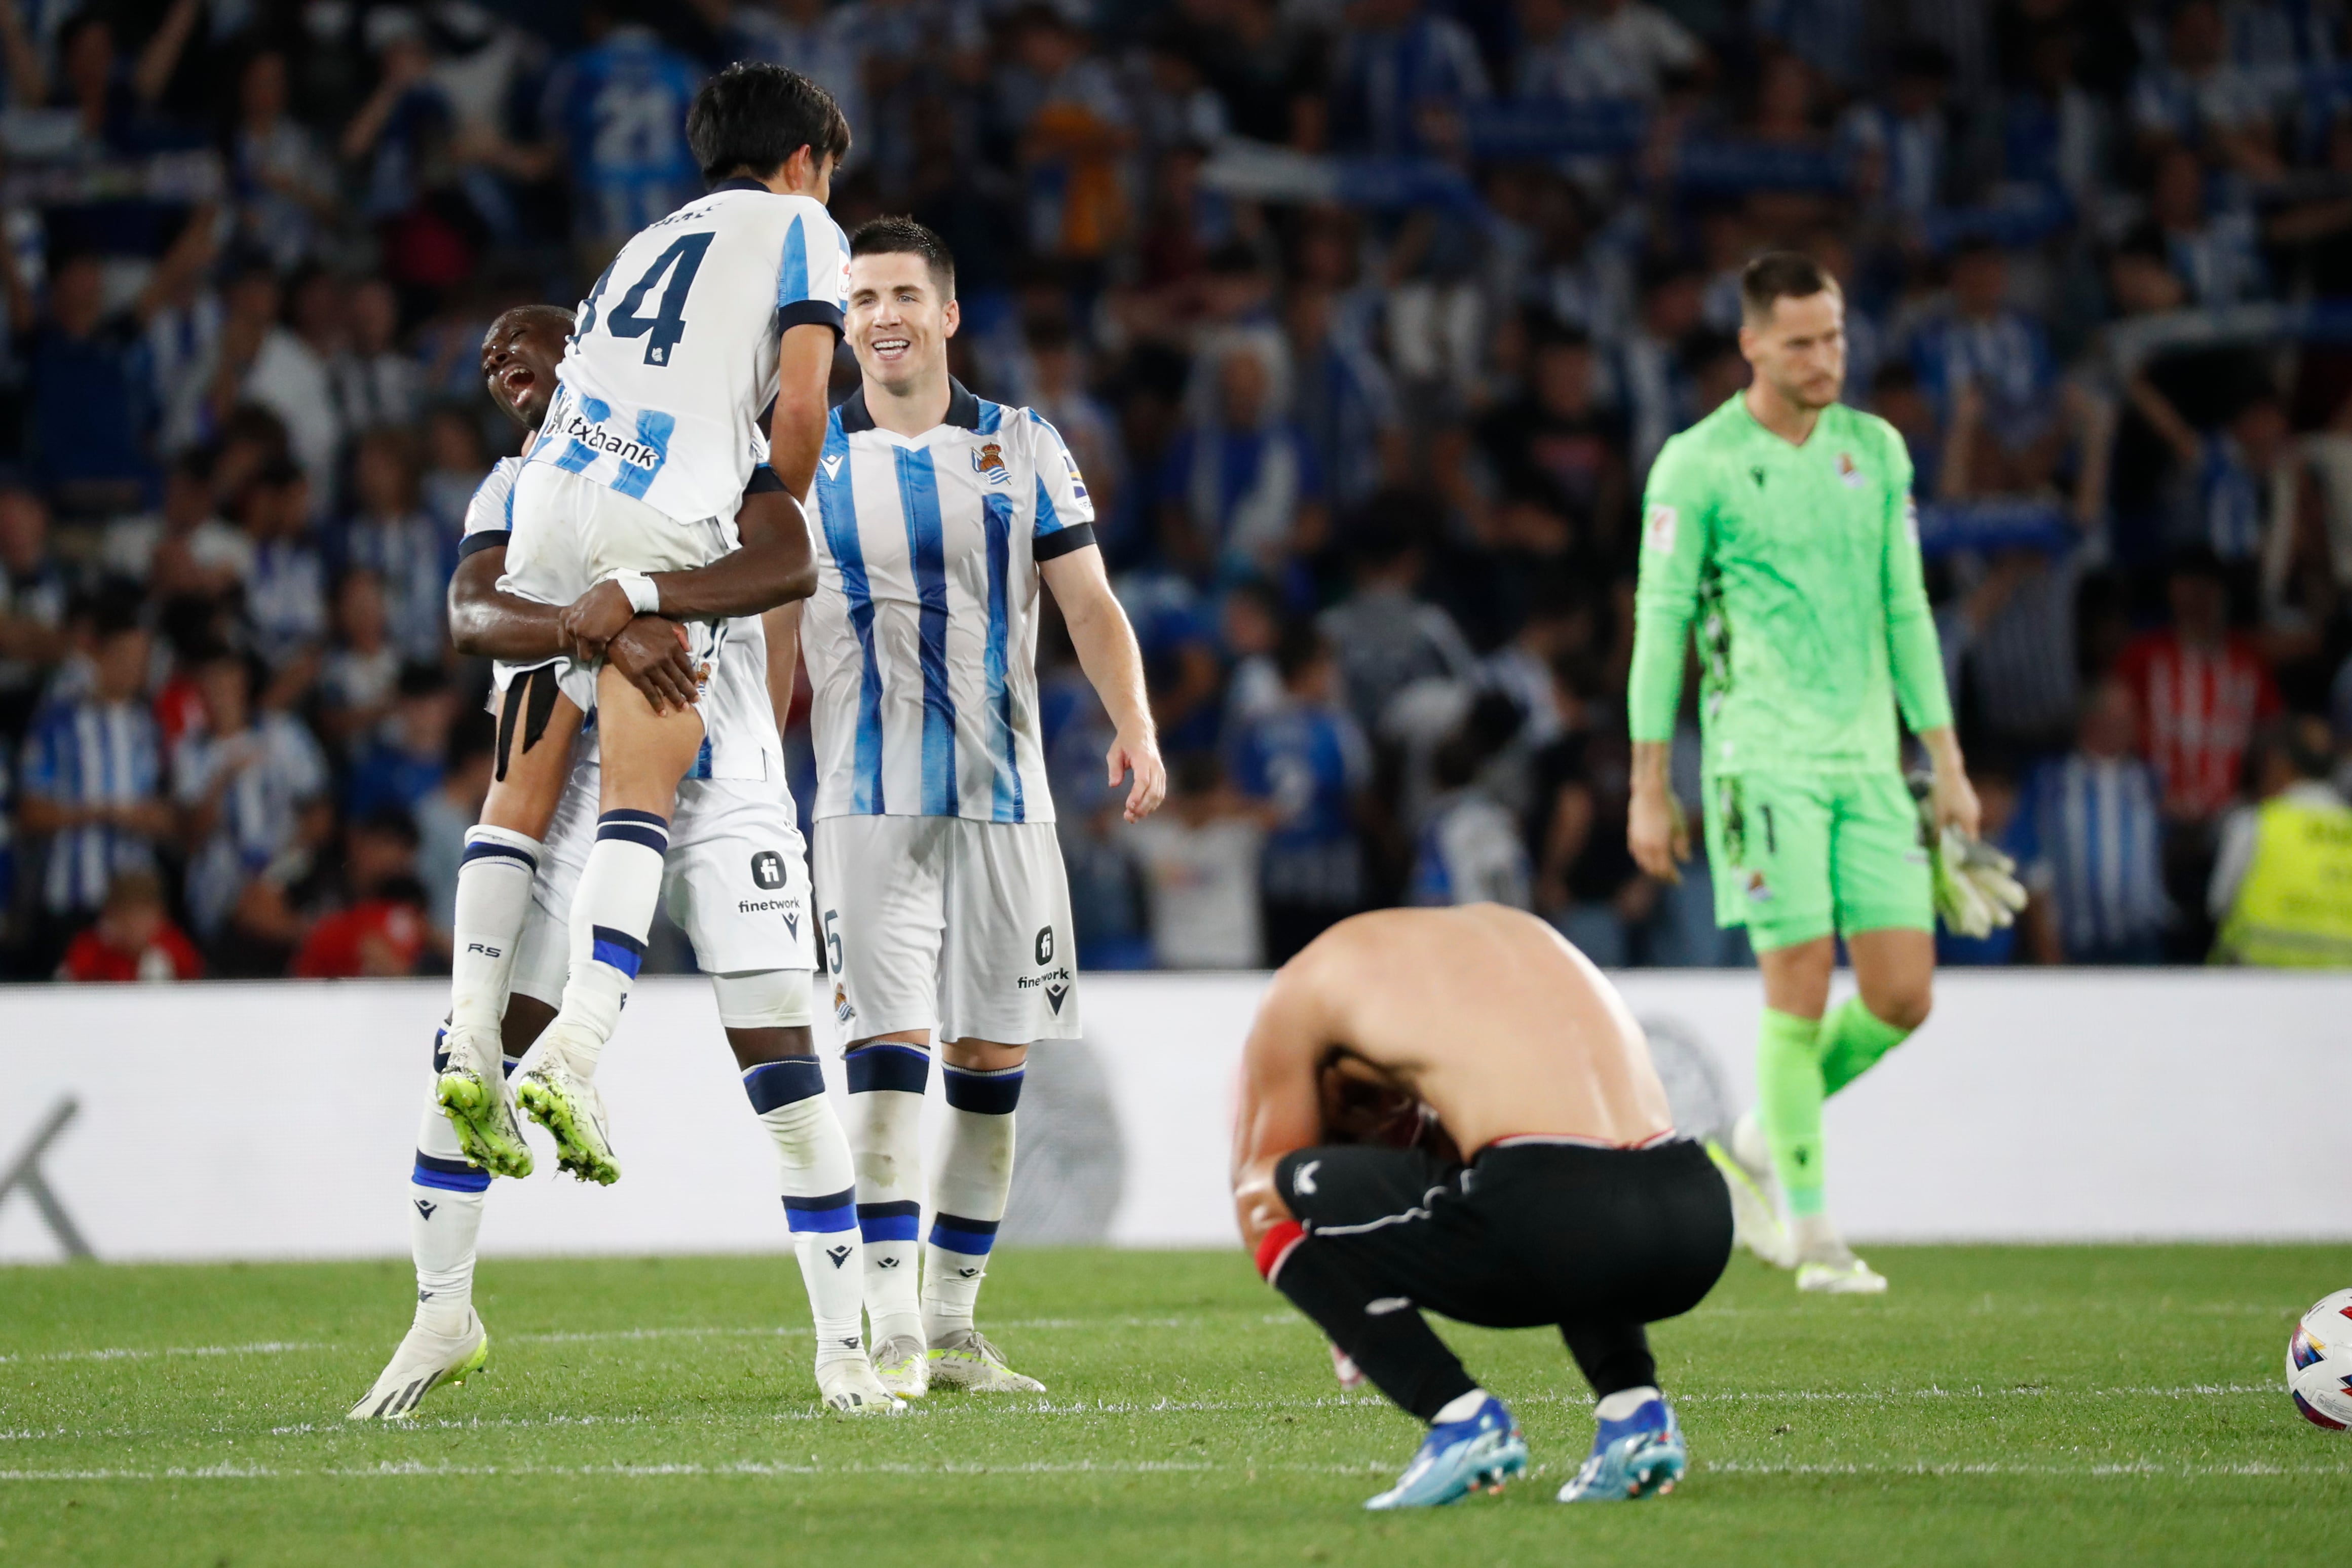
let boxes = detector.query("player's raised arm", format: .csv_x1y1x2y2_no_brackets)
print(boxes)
1624,442,1709,881
1877,432,1977,834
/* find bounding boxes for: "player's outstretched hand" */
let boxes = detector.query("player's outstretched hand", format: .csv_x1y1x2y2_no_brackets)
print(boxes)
1626,784,1690,885
1108,727,1167,823
560,580,636,662
606,617,700,713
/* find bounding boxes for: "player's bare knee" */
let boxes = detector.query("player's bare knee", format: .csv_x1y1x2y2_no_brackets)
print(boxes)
715,971,814,1068
1866,981,1932,1034
941,1037,1028,1072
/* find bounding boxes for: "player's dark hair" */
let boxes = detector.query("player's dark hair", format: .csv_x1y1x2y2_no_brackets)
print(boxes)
850,216,957,300
687,62,851,185
1739,250,1839,324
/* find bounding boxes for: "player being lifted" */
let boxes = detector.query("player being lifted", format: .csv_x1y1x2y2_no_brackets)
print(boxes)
1626,252,1987,1293
1233,906,1730,1508
353,298,903,1419
793,218,1164,1396
434,63,851,1192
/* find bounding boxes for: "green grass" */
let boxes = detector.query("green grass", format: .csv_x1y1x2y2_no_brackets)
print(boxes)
3,1245,2348,1566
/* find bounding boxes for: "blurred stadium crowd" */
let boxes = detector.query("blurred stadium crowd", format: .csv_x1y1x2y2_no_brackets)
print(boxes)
2,0,2350,982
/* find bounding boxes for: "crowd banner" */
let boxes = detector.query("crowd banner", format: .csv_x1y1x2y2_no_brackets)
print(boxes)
3,970,2348,1263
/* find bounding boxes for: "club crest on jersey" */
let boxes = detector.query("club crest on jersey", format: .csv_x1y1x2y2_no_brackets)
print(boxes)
1644,503,1677,554
972,441,1010,484
1836,451,1865,488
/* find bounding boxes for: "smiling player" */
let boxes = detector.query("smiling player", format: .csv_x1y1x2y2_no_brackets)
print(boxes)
351,295,901,1422
794,217,1164,1397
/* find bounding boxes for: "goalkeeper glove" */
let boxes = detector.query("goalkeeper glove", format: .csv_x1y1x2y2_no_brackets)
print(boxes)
1932,825,2029,938
1908,772,2030,939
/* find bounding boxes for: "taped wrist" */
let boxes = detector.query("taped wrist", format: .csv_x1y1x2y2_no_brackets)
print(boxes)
614,570,661,615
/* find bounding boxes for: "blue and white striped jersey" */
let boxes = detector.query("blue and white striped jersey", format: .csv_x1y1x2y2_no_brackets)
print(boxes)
527,180,850,527
19,697,163,914
460,456,522,557
804,380,1098,824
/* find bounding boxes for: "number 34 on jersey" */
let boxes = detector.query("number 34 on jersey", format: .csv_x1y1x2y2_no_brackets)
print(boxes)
527,181,851,525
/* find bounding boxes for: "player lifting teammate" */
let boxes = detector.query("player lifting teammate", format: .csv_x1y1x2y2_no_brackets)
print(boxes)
353,294,903,1418
435,63,852,1192
1232,905,1731,1508
793,218,1165,1396
1626,251,1994,1292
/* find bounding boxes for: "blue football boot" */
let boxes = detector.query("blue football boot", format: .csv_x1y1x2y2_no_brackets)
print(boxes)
1558,1394,1686,1502
1363,1395,1529,1510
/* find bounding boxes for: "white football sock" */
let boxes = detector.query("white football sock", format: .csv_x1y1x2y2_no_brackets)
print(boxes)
844,1041,930,1348
1791,1212,1852,1264
743,1056,866,1368
1595,1385,1661,1422
448,827,541,1038
1729,1109,1772,1182
1433,1387,1490,1425
922,1060,1023,1343
409,1028,513,1334
552,811,668,1077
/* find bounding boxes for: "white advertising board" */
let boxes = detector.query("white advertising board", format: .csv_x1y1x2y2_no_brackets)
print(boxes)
2,969,2347,1263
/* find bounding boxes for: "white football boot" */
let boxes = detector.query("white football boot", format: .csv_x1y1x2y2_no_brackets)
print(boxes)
872,1334,930,1400
434,1027,532,1178
515,1037,620,1185
347,1311,490,1419
1705,1136,1795,1269
1796,1255,1889,1294
817,1355,907,1416
926,1329,1045,1394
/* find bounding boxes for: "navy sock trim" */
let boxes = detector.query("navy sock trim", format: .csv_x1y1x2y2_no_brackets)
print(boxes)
782,1186,859,1234
928,1212,1001,1255
590,924,647,978
460,839,538,870
596,822,669,853
413,1152,490,1193
743,1056,826,1113
845,1042,931,1094
857,1199,921,1242
941,1064,1025,1116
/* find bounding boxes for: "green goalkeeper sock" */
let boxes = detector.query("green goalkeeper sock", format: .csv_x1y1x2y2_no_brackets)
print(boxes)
1819,998,1914,1098
1755,1008,1827,1218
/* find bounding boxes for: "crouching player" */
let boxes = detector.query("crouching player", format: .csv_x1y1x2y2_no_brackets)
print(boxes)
1231,904,1731,1509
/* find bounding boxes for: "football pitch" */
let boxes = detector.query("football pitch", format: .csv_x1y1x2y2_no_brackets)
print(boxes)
3,1245,2347,1566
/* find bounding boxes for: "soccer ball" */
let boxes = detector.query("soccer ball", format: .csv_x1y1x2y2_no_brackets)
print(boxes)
2286,1289,2352,1430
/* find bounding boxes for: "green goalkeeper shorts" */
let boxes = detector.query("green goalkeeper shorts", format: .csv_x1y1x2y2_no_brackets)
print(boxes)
1701,770,1933,952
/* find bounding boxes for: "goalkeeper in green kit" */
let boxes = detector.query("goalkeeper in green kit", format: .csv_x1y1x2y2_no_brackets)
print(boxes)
1625,253,2020,1294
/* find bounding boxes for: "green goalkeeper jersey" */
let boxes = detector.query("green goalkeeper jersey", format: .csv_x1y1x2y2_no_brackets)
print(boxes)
1627,394,1952,776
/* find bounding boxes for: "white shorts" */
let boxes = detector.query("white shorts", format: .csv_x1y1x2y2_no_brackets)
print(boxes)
495,461,742,760
489,654,598,725
811,815,1078,1045
504,462,732,597
512,764,817,1007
